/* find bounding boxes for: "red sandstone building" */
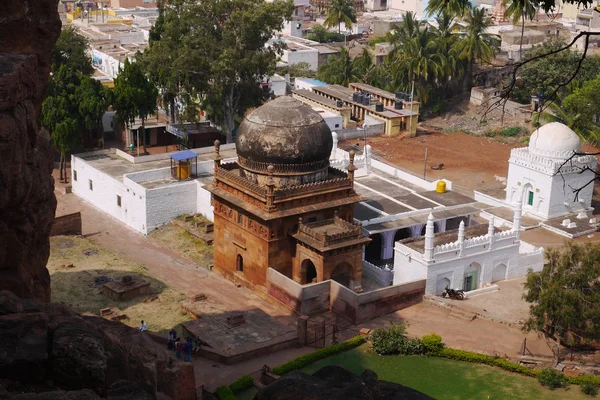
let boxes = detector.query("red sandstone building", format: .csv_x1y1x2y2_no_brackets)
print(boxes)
208,97,370,291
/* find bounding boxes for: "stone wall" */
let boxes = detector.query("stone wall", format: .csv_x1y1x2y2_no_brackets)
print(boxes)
50,212,82,236
0,0,61,302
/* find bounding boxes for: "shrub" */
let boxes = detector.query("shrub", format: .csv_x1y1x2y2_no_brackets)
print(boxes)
371,325,408,355
422,334,444,355
582,382,599,397
229,375,254,393
538,368,568,390
501,126,522,137
215,386,235,400
568,375,600,386
400,337,424,355
272,336,366,376
437,348,539,377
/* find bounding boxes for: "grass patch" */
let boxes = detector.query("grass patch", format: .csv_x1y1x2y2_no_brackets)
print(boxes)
48,236,192,333
150,223,212,267
300,344,588,400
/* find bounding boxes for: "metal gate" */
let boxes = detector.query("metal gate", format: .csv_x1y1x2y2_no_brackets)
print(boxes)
306,319,326,348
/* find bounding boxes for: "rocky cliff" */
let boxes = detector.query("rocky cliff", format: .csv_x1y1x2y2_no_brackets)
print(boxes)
0,0,60,301
0,291,196,399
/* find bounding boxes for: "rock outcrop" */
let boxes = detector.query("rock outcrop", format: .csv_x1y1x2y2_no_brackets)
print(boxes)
0,291,196,400
255,365,433,400
0,0,60,301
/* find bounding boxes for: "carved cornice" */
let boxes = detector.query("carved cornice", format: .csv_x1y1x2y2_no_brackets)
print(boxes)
238,156,329,176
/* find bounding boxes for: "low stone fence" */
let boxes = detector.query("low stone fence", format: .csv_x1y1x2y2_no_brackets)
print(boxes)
362,260,393,287
50,212,82,236
267,268,330,315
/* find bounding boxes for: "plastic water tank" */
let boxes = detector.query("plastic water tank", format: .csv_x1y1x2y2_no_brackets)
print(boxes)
436,180,446,193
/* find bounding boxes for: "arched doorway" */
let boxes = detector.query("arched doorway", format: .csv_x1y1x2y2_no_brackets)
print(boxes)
331,262,352,287
492,263,507,283
365,233,382,263
522,183,534,208
463,262,481,291
394,228,411,243
236,254,243,272
436,276,451,295
420,222,440,236
301,259,317,284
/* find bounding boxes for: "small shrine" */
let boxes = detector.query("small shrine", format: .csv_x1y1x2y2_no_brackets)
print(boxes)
169,150,198,180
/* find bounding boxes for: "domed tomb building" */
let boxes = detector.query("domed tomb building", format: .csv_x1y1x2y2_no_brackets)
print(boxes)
207,97,370,290
504,122,597,220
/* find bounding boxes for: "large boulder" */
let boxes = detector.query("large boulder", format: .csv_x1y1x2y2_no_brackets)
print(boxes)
0,291,196,400
0,0,60,302
255,365,432,400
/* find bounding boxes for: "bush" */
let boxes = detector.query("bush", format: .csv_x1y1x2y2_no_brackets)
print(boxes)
501,126,522,137
582,382,599,397
371,325,408,355
400,337,424,355
422,334,444,355
229,375,254,393
538,368,568,390
437,348,539,377
272,336,366,376
215,386,235,400
568,375,600,386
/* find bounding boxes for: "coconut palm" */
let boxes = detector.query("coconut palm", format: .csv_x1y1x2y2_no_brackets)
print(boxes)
453,6,500,90
425,0,471,17
503,0,539,57
389,11,421,50
317,47,359,86
324,0,357,34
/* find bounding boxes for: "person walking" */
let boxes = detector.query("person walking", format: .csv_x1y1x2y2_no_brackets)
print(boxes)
139,320,148,332
167,329,176,350
175,338,183,359
184,338,193,362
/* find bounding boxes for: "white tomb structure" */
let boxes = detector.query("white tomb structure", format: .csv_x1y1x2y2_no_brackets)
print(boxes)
393,204,544,295
505,122,597,220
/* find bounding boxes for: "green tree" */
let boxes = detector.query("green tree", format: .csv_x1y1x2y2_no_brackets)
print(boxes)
51,26,94,75
317,47,359,86
559,75,600,144
306,24,345,43
503,0,539,57
113,58,158,154
278,62,316,78
453,6,500,91
425,0,471,17
76,76,111,139
324,0,357,34
523,243,600,359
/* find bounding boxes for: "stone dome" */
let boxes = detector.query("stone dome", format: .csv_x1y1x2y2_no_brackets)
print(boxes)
236,96,333,171
528,122,581,159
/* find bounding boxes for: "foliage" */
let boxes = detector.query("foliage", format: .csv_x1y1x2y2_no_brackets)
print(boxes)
581,382,599,397
523,243,600,345
437,348,540,377
113,58,157,129
229,375,254,393
370,324,410,355
51,26,93,75
501,126,523,137
278,62,315,78
272,336,366,376
538,368,568,390
214,385,235,400
317,47,360,86
427,0,594,16
560,75,600,145
324,0,356,34
145,0,293,143
306,24,344,43
421,333,444,355
426,0,472,17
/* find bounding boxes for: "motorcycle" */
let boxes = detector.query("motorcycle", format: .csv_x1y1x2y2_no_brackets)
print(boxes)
441,286,466,300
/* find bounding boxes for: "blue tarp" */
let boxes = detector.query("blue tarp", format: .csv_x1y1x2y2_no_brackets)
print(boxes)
169,150,198,161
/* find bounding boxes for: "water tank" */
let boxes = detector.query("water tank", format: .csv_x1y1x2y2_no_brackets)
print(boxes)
436,180,447,194
362,95,370,106
394,100,403,110
395,92,403,99
356,93,363,104
375,102,384,112
352,92,359,102
336,100,344,108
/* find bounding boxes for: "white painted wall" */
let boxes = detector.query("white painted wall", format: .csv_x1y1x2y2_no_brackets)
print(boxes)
388,0,425,15
362,260,394,286
281,47,319,71
145,181,198,233
196,183,214,221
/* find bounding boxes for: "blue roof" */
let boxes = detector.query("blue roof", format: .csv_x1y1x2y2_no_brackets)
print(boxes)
301,78,328,86
170,150,198,161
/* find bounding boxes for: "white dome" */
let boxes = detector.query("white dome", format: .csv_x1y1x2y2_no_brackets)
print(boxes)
528,122,580,159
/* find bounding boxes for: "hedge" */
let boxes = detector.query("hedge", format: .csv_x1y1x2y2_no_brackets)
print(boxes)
215,385,235,400
229,375,254,393
567,375,600,386
272,336,366,376
437,348,540,378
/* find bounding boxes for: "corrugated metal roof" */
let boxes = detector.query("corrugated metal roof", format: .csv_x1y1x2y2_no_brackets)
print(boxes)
169,150,198,161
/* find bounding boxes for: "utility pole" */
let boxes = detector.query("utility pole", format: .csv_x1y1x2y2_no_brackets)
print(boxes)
423,148,428,180
408,79,415,137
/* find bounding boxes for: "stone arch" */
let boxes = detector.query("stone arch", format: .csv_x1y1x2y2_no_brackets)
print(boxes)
492,263,507,283
332,262,352,287
436,276,451,296
365,233,382,263
420,222,440,236
394,228,412,243
464,262,481,291
301,259,317,284
236,254,244,272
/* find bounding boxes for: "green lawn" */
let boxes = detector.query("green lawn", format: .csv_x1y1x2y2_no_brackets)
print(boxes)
235,387,259,400
300,344,588,400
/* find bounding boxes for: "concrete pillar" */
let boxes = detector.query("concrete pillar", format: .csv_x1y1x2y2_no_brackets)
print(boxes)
487,217,495,249
297,316,308,347
424,213,435,262
513,201,522,241
458,220,465,242
380,230,395,260
438,218,447,232
364,145,372,174
331,132,338,160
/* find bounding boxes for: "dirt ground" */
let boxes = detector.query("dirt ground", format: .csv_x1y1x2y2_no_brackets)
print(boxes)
149,218,213,268
48,236,192,333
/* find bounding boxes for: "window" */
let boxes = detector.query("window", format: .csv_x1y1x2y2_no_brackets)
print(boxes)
73,170,77,181
307,216,317,223
89,179,93,191
117,195,122,207
236,254,244,272
527,191,534,206
335,124,340,128
237,212,243,224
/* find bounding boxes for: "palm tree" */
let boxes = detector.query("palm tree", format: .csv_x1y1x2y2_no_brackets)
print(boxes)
353,48,374,81
503,0,538,58
425,0,471,17
453,6,500,91
389,11,421,50
324,0,357,34
317,47,359,86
